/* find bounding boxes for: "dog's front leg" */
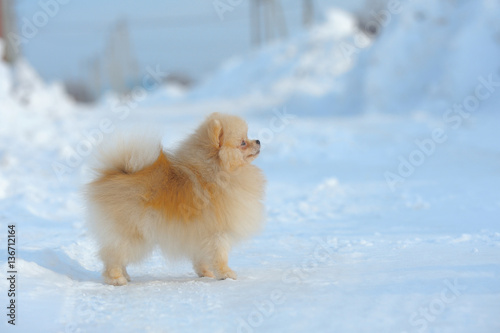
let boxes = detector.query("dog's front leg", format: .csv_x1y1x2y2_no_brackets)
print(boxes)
211,235,237,280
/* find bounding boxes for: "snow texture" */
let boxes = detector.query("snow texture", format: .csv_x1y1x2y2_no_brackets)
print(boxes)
1,1,500,332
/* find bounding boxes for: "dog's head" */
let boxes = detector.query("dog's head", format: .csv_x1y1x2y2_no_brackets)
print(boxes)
204,112,261,171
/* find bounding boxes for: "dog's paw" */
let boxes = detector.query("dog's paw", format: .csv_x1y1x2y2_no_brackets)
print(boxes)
215,268,237,280
104,267,128,286
197,269,216,279
105,276,128,286
194,263,216,279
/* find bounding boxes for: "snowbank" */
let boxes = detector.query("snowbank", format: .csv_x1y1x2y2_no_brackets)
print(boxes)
169,0,500,117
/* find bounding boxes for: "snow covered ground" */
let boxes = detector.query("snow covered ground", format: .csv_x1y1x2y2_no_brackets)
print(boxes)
1,1,500,332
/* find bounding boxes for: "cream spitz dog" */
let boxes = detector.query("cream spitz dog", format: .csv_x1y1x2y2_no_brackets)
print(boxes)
85,113,265,285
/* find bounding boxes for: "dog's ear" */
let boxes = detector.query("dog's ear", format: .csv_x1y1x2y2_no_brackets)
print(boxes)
207,119,223,149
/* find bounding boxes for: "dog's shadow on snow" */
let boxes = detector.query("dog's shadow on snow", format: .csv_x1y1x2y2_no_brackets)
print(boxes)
131,275,222,286
21,249,218,285
21,249,102,283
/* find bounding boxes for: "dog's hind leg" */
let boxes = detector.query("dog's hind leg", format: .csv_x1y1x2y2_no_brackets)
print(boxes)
100,246,129,286
103,265,129,286
99,234,151,285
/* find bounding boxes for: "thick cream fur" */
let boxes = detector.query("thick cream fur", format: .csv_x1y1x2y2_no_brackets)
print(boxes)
85,113,266,285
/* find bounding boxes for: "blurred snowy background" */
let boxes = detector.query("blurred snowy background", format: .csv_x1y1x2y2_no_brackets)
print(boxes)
0,0,499,332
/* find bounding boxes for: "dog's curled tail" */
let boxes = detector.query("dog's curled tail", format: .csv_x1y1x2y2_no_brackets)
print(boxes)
89,131,163,175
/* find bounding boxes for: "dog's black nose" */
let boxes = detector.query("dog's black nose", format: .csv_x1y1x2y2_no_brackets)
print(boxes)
256,140,260,145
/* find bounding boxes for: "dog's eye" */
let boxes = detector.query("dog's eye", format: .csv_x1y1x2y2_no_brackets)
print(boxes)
241,140,246,146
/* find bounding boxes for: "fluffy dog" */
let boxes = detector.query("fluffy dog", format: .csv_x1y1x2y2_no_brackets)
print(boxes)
85,112,265,285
